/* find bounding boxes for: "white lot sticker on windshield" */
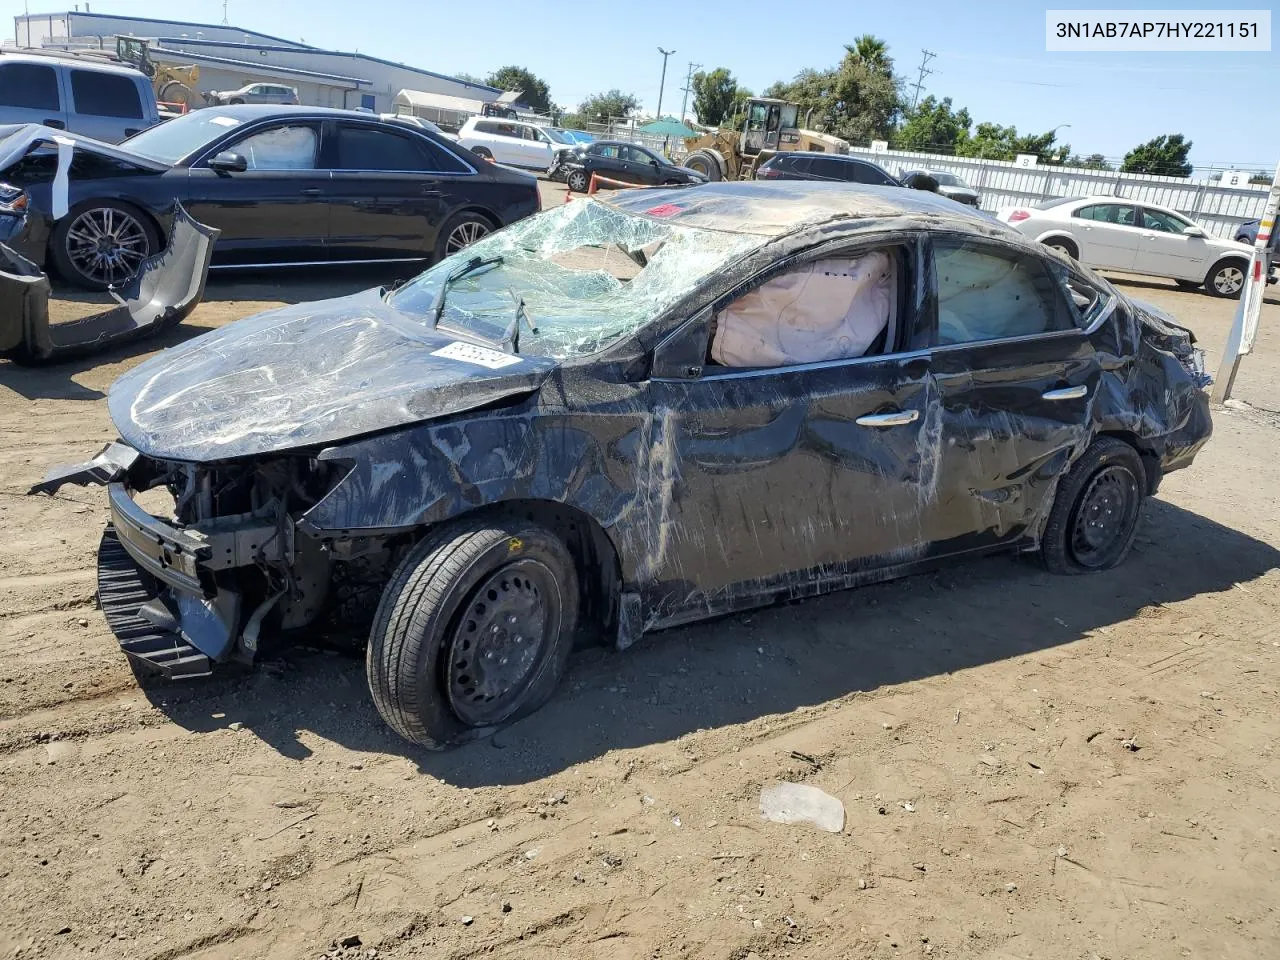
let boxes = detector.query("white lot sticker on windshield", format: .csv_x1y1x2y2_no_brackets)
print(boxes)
208,116,241,127
431,341,522,369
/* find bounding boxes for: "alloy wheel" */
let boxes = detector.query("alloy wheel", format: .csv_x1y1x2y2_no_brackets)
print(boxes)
64,207,150,286
445,220,491,255
1213,265,1245,296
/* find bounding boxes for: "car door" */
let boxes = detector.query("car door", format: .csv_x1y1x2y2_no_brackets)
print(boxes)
0,61,67,131
918,235,1101,549
640,238,945,614
324,120,467,260
65,68,150,142
1069,202,1139,271
1133,206,1207,280
182,120,331,264
587,144,628,183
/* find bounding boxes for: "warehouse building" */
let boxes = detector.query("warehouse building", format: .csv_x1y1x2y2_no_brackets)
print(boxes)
10,10,514,117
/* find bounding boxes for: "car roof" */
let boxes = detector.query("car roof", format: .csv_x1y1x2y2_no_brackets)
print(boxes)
194,104,387,122
1,50,145,78
602,180,1017,239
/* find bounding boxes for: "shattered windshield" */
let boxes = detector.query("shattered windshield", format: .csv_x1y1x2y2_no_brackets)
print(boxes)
389,198,765,359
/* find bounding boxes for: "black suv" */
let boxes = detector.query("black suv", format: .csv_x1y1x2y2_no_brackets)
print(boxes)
755,152,909,185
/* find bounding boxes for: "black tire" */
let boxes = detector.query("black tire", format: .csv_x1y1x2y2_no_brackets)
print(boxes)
1041,438,1146,575
433,210,494,261
566,168,590,193
228,97,245,105
1043,237,1078,260
367,519,580,749
49,199,160,292
471,146,493,161
685,150,722,181
1204,259,1247,298
1174,279,1202,290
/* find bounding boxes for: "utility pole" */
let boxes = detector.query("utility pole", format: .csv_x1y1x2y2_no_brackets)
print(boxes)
679,61,702,124
656,47,675,120
909,49,935,111
221,0,230,25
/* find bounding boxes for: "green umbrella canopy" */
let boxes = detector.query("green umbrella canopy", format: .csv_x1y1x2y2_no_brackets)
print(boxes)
636,117,701,138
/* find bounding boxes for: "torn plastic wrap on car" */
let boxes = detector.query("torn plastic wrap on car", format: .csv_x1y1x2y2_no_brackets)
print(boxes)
0,204,217,365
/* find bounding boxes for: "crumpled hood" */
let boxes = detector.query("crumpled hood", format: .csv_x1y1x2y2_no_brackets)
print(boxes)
108,288,558,462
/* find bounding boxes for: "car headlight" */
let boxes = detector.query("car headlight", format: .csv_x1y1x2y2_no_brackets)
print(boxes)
0,182,29,215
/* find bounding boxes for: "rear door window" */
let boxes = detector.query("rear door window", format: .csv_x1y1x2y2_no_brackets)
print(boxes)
0,63,61,111
334,125,432,170
1140,208,1190,232
928,238,1074,346
843,161,896,185
70,70,144,119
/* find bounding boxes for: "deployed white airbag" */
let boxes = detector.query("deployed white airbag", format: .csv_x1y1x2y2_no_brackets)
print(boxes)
711,252,895,367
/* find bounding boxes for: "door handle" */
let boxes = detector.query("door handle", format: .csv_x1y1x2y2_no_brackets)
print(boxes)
301,187,324,196
1042,385,1088,401
44,118,66,129
856,409,920,427
421,188,444,197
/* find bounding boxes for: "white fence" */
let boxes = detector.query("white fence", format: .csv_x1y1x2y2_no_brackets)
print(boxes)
845,146,1269,240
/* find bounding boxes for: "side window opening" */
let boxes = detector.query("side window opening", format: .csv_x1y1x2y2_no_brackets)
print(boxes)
231,124,317,170
705,246,907,369
928,239,1073,346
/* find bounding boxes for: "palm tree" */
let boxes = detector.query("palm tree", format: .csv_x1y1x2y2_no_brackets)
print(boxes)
846,35,890,70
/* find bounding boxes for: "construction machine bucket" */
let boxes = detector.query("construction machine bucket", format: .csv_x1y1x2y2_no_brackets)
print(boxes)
0,203,219,366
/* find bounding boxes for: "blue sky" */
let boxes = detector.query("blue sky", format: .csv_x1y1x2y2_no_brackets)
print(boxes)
5,0,1276,172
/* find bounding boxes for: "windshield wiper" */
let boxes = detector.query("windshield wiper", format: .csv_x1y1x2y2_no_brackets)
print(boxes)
426,254,504,329
502,288,538,354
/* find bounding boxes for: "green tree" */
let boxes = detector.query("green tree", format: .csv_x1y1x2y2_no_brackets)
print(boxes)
692,67,739,126
453,72,485,85
578,89,640,122
1120,134,1193,177
1067,153,1113,170
765,38,902,144
957,122,1069,164
1249,170,1273,185
485,66,551,115
894,96,971,153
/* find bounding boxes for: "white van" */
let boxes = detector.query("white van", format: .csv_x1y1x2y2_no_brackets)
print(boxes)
456,117,573,171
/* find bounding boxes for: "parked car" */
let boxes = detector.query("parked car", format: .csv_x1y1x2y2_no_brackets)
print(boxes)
456,116,567,171
0,51,161,143
997,195,1263,298
0,105,540,290
554,139,706,192
756,151,938,194
207,83,299,106
901,168,980,206
381,114,457,141
1233,218,1279,251
38,181,1212,749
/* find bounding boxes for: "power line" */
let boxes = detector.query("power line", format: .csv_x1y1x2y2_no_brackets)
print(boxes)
679,62,702,124
909,49,935,111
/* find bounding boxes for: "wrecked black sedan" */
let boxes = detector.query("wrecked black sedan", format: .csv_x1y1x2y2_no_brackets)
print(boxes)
39,181,1212,748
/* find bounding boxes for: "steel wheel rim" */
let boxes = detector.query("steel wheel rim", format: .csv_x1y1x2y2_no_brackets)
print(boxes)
1214,266,1244,295
1070,465,1139,568
65,207,148,285
1049,242,1071,255
568,171,587,191
445,558,558,727
445,220,490,255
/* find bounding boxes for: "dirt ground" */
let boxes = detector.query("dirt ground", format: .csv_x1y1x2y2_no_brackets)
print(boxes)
2,199,1280,959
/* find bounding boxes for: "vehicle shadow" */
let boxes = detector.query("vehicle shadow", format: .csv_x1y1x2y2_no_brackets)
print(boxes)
137,498,1280,784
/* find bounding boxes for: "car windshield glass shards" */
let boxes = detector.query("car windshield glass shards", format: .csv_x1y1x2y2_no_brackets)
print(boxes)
388,196,765,359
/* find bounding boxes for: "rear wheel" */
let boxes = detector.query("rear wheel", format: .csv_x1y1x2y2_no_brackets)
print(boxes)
1043,237,1078,259
1041,438,1145,574
434,211,493,261
566,169,590,193
471,146,493,161
228,97,245,105
366,519,579,749
1204,259,1247,298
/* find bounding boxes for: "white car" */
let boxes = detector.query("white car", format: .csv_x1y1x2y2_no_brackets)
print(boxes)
456,116,573,171
997,195,1256,298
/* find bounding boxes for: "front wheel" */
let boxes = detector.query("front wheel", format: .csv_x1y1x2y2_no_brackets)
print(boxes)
566,169,589,192
1043,238,1078,260
1204,260,1246,298
49,200,159,291
1040,438,1146,574
367,519,579,749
